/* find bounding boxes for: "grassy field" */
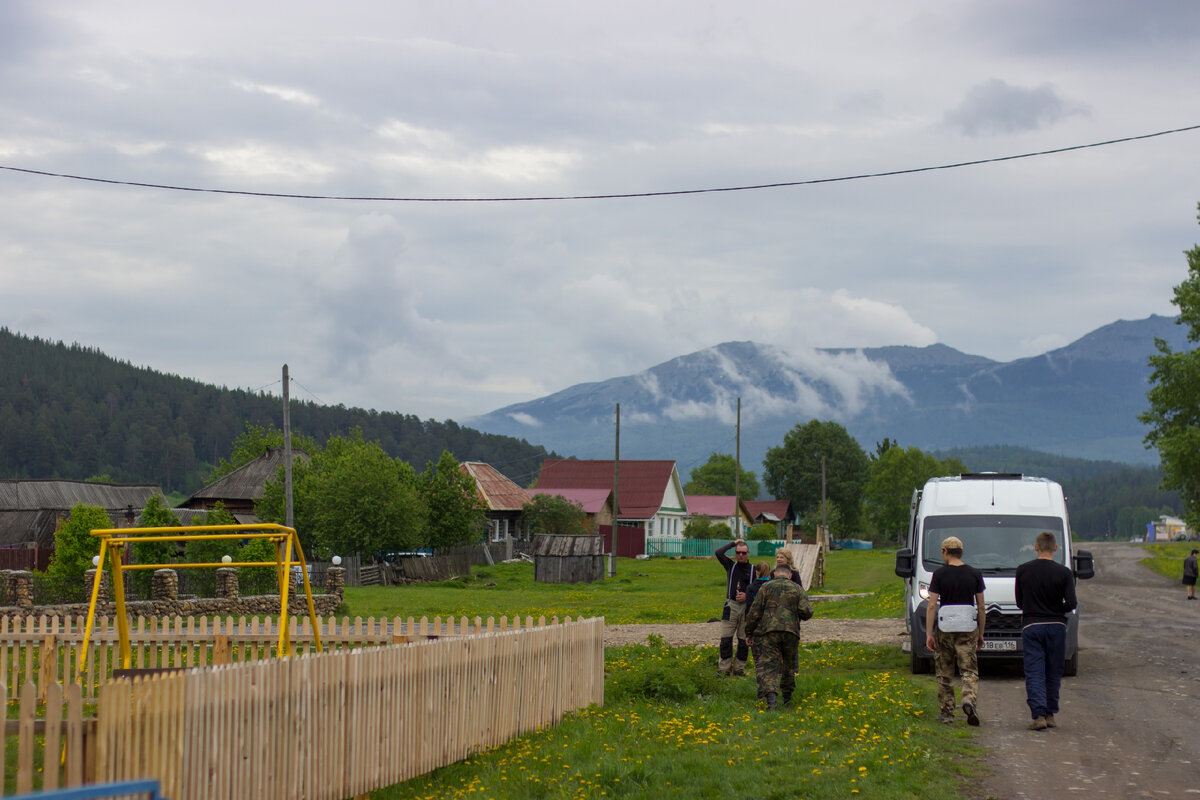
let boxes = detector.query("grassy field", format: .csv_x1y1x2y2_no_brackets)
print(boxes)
340,548,905,623
1141,541,1199,582
371,639,975,800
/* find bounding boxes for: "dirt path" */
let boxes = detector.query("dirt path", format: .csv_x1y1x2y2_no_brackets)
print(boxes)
975,541,1200,799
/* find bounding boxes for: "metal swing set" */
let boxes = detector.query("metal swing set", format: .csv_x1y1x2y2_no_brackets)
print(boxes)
75,523,324,681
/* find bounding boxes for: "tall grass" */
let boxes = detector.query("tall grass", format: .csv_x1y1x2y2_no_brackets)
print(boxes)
371,639,976,799
1141,541,1198,582
341,550,905,623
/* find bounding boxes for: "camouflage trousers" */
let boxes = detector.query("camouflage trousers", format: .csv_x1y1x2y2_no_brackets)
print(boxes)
718,600,749,673
934,629,980,714
755,631,799,699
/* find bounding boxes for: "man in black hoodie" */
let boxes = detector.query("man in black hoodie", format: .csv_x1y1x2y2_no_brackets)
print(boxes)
1015,531,1077,731
715,539,753,676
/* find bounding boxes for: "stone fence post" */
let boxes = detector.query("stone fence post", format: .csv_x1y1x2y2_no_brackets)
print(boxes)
325,566,345,600
1,570,34,609
83,568,111,605
152,568,179,602
216,567,239,600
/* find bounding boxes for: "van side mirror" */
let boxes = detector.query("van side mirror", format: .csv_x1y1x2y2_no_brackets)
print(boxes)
895,548,915,579
1073,549,1095,580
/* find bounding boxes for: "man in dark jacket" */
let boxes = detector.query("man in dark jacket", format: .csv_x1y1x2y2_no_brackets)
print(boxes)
745,565,814,710
715,539,754,675
1015,531,1077,731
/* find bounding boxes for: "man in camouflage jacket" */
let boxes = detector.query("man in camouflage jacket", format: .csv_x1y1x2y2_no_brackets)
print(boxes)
745,565,814,710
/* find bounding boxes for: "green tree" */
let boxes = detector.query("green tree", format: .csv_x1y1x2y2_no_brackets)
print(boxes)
745,522,777,541
1141,206,1200,529
258,429,426,560
684,453,761,500
522,493,590,536
682,517,730,539
44,504,110,587
863,446,966,544
762,420,870,537
421,450,488,549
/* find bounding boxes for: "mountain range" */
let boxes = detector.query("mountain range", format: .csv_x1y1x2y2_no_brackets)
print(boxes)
466,315,1189,476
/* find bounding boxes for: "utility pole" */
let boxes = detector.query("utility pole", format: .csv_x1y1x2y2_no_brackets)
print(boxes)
821,454,828,548
734,397,741,537
611,403,620,577
282,364,294,529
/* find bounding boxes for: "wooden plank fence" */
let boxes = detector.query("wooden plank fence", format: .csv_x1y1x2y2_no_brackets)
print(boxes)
0,613,578,701
95,618,604,800
2,617,603,798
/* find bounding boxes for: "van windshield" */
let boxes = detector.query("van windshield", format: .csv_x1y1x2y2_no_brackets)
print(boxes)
922,514,1066,572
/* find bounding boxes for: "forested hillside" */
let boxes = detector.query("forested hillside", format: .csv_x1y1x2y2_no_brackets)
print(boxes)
939,445,1180,540
0,329,556,493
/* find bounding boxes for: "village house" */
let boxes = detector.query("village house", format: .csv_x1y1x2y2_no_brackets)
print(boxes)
459,461,533,545
744,499,797,541
684,495,753,538
0,479,164,569
179,447,308,522
525,487,614,533
535,459,688,556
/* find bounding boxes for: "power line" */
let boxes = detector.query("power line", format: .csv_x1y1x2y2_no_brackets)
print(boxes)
2,123,1197,203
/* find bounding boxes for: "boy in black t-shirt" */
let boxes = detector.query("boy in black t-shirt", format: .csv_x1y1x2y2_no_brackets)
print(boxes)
925,536,987,725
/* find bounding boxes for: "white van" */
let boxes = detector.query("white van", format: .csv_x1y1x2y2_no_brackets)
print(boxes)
894,473,1095,675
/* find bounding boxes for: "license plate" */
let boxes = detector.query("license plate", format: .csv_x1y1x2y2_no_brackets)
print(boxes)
981,639,1018,652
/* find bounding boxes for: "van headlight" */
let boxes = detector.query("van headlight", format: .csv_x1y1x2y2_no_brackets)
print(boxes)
918,582,931,600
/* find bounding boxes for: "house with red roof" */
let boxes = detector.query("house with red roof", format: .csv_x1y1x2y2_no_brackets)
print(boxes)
460,462,532,544
744,499,797,540
685,495,753,538
535,460,688,543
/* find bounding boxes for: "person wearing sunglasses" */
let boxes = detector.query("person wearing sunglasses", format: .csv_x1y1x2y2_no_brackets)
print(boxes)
715,538,754,676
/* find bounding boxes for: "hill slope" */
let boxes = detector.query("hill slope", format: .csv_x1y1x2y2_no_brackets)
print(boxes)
0,328,555,492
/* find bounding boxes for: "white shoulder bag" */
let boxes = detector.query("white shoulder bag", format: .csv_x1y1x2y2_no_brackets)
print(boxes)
937,604,977,632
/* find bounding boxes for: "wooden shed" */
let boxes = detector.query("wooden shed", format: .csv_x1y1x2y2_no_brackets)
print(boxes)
532,534,606,584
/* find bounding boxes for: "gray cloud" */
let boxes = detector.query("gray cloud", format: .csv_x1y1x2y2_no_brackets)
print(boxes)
945,79,1088,136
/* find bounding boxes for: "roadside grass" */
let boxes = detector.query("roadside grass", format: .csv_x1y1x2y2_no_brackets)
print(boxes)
341,549,905,623
1141,541,1198,581
371,639,976,800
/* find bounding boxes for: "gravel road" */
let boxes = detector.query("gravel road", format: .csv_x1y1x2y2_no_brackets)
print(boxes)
975,541,1200,799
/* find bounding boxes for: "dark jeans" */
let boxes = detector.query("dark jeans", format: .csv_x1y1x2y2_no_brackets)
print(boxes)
1022,622,1066,719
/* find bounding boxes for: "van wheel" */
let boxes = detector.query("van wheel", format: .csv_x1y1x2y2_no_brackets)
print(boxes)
911,650,932,675
1063,650,1078,677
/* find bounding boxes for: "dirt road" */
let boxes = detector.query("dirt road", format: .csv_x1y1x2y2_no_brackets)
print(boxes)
976,541,1200,799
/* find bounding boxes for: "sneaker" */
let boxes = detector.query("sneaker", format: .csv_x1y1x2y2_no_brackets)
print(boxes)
1028,716,1048,731
1045,714,1056,728
963,702,980,727
936,713,955,724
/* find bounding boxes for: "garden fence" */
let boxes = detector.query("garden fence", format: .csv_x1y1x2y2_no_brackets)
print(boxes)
645,537,789,558
0,613,582,701
3,617,604,799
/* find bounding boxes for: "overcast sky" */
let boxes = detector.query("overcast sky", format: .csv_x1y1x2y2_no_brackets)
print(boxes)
3,1,1200,423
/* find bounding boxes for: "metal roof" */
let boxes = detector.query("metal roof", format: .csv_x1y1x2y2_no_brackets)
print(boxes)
526,487,613,514
0,479,162,511
185,448,309,504
535,459,681,520
460,462,531,512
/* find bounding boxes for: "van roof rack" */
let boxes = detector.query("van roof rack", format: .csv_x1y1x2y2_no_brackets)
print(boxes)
959,473,1024,480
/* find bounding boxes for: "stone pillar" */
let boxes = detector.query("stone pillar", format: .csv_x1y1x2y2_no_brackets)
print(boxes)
83,569,111,605
325,566,345,600
215,567,239,600
12,571,33,609
151,568,179,602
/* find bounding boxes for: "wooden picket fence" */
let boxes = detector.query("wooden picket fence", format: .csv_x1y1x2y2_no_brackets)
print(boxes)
2,679,95,795
90,617,604,800
0,613,577,701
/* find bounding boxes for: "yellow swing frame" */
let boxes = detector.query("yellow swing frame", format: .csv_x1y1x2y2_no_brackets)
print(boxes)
76,523,324,681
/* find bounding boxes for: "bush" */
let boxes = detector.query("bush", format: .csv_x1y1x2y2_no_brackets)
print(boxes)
606,635,725,702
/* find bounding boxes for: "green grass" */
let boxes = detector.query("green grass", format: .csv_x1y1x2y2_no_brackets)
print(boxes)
370,639,977,799
341,550,905,624
1141,541,1198,581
